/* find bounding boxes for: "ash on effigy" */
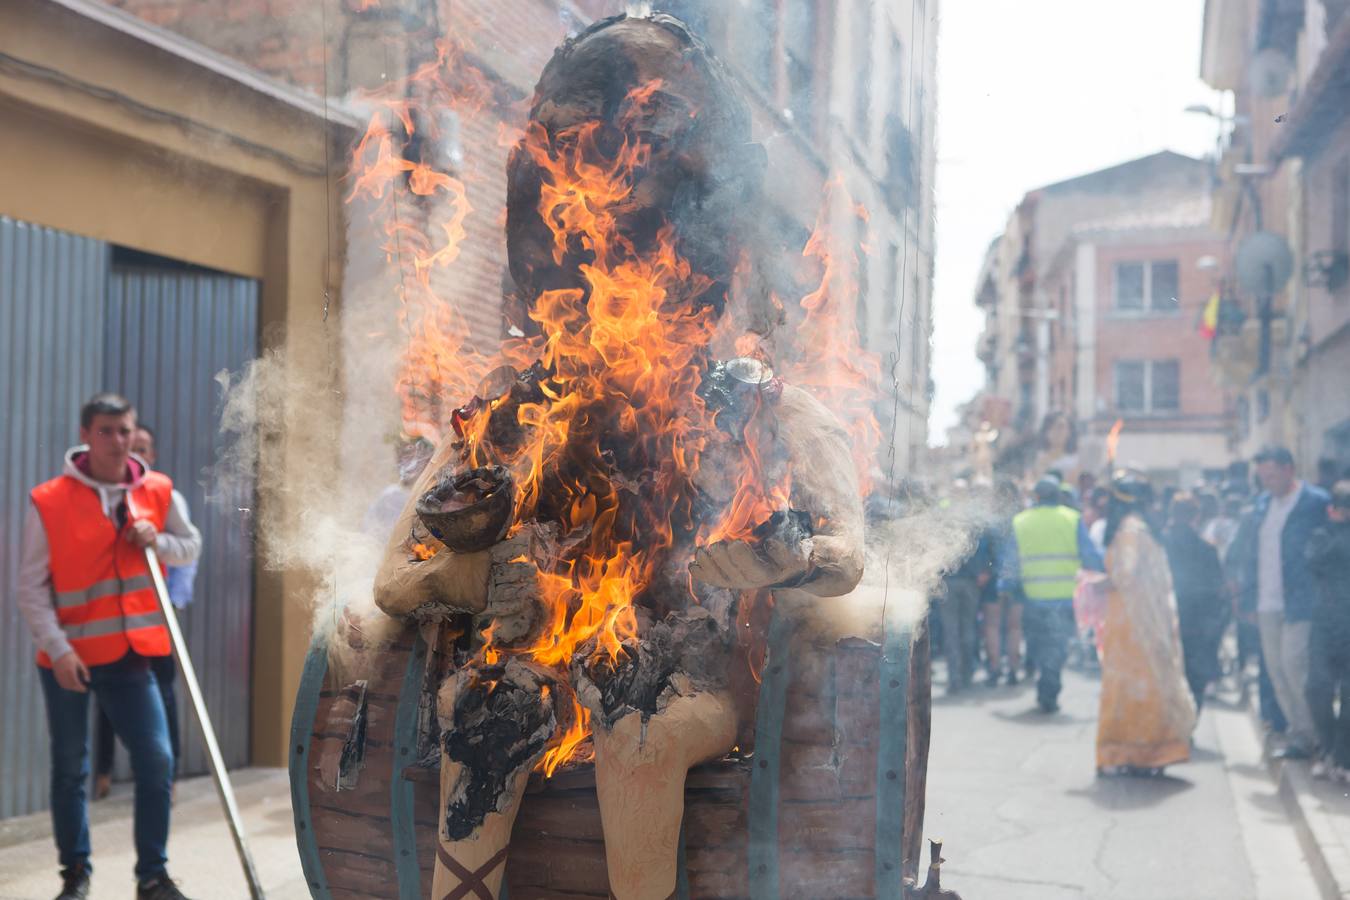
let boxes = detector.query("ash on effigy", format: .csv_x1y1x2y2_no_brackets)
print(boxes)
572,606,731,729
441,660,558,841
751,508,814,548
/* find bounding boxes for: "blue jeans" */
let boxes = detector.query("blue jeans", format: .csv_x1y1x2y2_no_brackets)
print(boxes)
39,652,173,881
1023,600,1075,709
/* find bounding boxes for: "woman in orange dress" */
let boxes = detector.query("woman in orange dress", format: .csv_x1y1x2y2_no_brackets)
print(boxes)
1096,473,1196,775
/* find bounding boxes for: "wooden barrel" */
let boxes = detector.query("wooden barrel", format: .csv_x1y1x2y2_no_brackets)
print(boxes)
291,602,927,899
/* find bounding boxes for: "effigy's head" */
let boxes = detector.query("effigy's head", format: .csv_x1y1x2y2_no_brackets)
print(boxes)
505,14,764,320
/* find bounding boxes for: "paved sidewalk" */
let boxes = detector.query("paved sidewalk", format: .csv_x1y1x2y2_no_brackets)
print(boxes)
0,769,307,900
926,668,1320,899
1247,692,1350,899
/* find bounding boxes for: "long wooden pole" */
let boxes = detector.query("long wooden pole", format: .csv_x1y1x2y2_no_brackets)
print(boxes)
145,546,266,899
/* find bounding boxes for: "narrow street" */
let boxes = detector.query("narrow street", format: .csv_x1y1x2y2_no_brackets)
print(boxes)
926,666,1320,899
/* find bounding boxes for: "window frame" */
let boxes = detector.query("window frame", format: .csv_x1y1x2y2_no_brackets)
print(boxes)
1114,358,1181,414
1114,360,1147,412
1112,259,1182,316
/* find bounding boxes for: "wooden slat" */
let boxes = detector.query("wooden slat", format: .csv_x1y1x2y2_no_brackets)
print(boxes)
778,848,874,899
747,609,794,899
310,805,397,858
504,834,612,894
778,797,875,852
313,848,399,895
903,623,932,879
392,633,428,900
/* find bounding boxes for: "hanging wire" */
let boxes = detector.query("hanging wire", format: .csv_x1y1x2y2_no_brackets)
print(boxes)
321,0,341,631
882,0,931,616
322,0,333,324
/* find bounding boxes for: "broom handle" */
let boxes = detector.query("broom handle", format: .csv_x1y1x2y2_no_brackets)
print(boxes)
145,546,266,899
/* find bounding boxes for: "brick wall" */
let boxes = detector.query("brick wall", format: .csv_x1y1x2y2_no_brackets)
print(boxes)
107,0,936,467
1092,234,1230,432
104,0,328,92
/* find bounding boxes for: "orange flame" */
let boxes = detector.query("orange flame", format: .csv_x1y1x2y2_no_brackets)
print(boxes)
786,179,883,495
1106,418,1125,467
449,83,727,772
355,40,885,778
345,37,495,445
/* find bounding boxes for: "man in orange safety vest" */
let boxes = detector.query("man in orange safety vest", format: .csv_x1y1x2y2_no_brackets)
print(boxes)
16,393,201,900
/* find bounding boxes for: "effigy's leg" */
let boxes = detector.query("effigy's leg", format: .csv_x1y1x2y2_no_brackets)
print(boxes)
431,760,528,900
590,689,736,900
431,660,565,900
571,608,736,900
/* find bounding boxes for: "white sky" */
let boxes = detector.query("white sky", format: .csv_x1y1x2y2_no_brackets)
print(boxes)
928,0,1223,444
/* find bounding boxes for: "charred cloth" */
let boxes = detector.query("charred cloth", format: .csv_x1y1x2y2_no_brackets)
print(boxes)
440,659,565,841
506,14,761,320
572,606,732,729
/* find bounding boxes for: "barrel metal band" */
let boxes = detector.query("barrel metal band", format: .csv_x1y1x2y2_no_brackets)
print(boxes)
875,598,912,898
290,629,333,899
393,632,428,900
675,820,691,900
748,607,793,900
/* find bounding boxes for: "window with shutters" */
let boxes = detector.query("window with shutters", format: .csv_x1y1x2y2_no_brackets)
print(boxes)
1150,261,1179,312
1152,359,1180,411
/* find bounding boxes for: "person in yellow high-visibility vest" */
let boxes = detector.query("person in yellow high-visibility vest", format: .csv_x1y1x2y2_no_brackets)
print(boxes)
1000,477,1105,712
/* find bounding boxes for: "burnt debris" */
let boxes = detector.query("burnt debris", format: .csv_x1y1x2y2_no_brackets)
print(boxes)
752,508,813,548
481,524,558,647
698,357,782,439
415,465,514,553
441,659,562,841
572,607,731,729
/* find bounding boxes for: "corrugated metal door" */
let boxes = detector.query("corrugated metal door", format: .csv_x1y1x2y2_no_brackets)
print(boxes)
1,217,259,819
104,259,258,777
0,217,109,818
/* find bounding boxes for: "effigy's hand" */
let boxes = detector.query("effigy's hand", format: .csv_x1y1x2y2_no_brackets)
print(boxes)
690,538,811,590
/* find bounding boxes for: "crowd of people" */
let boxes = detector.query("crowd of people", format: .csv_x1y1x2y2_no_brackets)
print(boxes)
939,445,1350,780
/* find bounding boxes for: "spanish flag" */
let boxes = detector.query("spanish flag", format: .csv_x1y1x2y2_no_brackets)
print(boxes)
1199,292,1220,339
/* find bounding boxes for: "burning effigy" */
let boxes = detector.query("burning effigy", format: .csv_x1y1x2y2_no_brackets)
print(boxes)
292,14,947,900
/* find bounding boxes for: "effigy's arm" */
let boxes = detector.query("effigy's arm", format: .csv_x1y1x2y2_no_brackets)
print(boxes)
372,437,492,617
689,383,865,596
774,383,865,597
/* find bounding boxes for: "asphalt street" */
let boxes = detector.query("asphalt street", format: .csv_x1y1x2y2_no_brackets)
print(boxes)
925,665,1320,899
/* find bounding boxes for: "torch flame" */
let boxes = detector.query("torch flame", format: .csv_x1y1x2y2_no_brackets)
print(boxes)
1106,418,1125,469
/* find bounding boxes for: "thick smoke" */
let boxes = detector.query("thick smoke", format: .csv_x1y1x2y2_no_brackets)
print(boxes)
210,190,413,634
794,490,1000,643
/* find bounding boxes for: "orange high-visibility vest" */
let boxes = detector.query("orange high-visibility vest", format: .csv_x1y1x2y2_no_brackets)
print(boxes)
30,470,173,668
